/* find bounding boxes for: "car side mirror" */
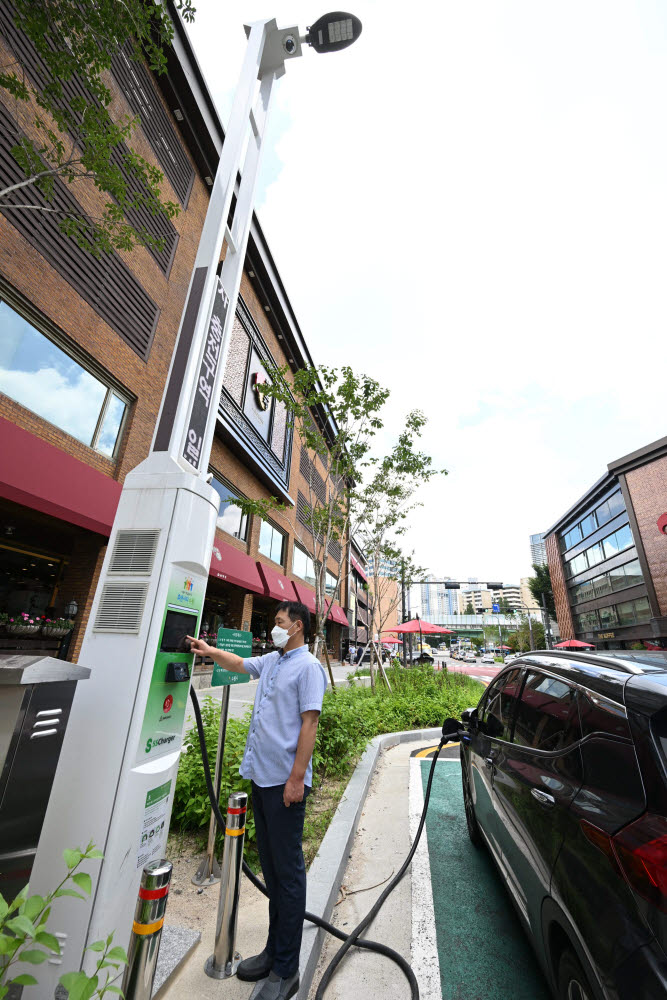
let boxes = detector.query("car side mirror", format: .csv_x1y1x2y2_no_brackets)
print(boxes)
461,707,478,728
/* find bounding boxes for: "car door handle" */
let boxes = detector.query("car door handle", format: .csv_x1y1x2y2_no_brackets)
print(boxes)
531,788,556,807
484,756,496,769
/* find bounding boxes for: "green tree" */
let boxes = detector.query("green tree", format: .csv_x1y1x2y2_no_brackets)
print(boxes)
231,365,444,680
464,601,475,615
527,563,556,619
0,0,195,256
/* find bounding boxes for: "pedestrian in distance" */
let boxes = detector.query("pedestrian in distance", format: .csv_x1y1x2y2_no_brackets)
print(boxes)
187,600,327,1000
347,643,356,665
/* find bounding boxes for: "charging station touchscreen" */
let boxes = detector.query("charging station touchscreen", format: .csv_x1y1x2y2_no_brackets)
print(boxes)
136,569,203,763
160,609,194,652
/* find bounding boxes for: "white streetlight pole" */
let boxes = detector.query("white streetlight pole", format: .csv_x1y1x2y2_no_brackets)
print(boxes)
28,14,362,993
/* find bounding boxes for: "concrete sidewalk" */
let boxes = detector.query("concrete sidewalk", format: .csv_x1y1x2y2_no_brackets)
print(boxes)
157,735,442,1000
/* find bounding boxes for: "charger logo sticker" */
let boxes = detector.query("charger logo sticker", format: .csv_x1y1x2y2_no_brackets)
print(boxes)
163,695,173,713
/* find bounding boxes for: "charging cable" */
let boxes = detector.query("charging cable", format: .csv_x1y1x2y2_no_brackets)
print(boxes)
189,687,453,999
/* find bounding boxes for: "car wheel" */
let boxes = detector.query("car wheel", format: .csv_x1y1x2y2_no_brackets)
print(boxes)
557,949,594,1000
460,754,483,847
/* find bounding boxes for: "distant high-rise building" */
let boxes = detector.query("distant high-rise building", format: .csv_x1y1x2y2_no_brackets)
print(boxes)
417,574,458,620
367,554,400,578
493,586,522,611
520,577,540,610
458,587,493,613
530,532,547,567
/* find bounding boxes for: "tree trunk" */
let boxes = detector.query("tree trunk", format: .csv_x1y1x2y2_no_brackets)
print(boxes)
322,641,336,690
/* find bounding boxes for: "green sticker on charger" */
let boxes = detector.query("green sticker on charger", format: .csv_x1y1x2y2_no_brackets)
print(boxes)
211,627,253,686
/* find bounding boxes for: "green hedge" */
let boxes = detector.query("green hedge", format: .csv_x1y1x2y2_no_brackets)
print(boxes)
171,666,484,849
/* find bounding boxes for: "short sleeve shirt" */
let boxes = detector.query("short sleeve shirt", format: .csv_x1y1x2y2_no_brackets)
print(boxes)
239,645,328,787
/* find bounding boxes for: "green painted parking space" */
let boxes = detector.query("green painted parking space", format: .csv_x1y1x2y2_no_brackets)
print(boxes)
420,760,551,1000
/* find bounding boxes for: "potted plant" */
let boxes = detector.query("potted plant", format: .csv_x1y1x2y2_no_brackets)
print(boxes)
6,612,41,635
0,611,8,630
41,616,75,638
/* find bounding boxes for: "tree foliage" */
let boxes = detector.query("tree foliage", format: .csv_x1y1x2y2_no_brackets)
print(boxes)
0,0,195,255
231,365,445,675
527,562,556,619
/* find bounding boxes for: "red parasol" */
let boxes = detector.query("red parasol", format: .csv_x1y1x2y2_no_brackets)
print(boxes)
554,639,595,649
383,617,453,661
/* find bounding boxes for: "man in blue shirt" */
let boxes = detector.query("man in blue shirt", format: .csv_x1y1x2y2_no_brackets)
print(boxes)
188,600,327,1000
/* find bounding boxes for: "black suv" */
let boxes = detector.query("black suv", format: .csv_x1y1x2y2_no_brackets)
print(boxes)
459,649,667,999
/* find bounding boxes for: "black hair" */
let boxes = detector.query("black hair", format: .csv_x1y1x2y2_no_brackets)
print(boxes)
275,600,310,640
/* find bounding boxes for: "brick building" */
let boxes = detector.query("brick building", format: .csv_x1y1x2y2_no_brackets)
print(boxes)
0,7,349,664
544,434,667,650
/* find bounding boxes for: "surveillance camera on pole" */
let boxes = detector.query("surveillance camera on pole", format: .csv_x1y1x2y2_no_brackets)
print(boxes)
27,12,361,991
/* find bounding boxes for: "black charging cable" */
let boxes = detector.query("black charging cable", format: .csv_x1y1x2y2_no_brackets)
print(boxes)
189,686,451,999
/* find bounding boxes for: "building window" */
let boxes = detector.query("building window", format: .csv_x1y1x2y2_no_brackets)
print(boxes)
209,476,249,541
560,524,582,552
570,558,645,605
595,490,625,527
326,571,337,597
566,551,589,578
602,524,633,561
259,520,285,565
292,545,316,587
599,605,618,629
0,300,129,457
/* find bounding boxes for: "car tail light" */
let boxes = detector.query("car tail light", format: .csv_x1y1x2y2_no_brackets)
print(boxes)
612,813,667,914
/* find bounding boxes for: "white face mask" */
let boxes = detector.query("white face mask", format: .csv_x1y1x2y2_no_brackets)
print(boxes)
271,621,296,649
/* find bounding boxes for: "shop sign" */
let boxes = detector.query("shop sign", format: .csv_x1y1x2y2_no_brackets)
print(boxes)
211,626,253,686
598,631,615,639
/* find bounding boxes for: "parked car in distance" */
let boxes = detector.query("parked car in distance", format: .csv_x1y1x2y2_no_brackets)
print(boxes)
504,653,517,664
480,652,495,664
463,652,476,662
459,649,667,1000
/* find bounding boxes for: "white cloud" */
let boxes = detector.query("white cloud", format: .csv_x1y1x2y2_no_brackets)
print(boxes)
0,366,104,444
184,1,667,583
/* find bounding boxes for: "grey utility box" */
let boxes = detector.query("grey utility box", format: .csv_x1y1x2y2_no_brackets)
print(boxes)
0,653,91,901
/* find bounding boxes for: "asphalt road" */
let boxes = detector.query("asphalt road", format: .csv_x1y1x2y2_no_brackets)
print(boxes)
434,651,503,685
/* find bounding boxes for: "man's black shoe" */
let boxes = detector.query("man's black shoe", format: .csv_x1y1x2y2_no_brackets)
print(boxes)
237,949,273,982
251,971,299,1000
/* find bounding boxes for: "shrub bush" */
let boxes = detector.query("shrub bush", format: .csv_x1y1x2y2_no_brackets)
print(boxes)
172,667,484,848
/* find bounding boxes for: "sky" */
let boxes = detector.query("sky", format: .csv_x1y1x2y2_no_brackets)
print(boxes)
183,1,667,586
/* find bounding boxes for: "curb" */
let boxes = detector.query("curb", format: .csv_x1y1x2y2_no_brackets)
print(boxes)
297,726,442,999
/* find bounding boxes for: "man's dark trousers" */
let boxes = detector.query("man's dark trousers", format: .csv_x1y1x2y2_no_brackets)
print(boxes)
251,781,310,978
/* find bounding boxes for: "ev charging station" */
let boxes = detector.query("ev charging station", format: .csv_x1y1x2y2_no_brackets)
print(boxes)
23,13,362,997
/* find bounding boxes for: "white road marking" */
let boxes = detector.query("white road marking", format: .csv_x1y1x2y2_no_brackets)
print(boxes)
409,756,445,1000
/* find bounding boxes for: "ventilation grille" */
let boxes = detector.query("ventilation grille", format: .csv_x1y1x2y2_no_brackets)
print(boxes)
94,584,148,633
0,100,160,361
111,44,195,206
0,2,178,275
109,530,160,575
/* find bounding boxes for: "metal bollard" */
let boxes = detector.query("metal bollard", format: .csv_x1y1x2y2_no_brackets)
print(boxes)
122,860,172,1000
204,791,248,979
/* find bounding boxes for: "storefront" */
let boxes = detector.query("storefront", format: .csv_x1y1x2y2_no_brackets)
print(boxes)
0,497,102,658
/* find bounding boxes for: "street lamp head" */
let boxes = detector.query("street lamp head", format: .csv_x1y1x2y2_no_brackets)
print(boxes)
306,12,362,53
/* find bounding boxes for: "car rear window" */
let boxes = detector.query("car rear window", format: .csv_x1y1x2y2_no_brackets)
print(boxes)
579,689,632,740
513,671,581,751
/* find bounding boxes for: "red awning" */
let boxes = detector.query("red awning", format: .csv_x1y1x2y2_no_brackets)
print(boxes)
291,580,317,613
290,581,349,626
210,538,265,594
351,555,368,582
327,602,350,626
0,416,121,536
257,561,294,602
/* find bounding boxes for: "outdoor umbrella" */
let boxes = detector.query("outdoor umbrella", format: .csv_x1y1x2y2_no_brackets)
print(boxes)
554,639,595,649
499,645,511,651
383,617,453,658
